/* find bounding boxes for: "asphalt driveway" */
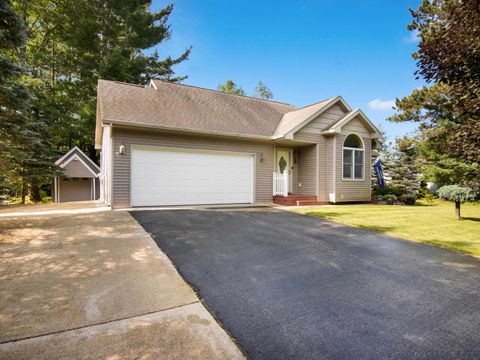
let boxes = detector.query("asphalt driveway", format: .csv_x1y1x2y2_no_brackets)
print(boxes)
131,208,480,360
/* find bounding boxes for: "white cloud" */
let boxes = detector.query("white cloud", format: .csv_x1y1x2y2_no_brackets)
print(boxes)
368,99,396,111
403,29,420,44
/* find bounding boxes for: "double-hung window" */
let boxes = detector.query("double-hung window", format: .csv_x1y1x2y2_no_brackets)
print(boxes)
343,134,364,180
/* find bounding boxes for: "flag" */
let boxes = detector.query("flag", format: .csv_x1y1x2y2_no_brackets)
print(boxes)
373,159,384,188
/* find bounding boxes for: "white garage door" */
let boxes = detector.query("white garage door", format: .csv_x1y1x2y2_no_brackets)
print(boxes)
131,146,254,207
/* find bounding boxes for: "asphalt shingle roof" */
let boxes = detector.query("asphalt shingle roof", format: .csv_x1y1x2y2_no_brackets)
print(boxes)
98,79,299,137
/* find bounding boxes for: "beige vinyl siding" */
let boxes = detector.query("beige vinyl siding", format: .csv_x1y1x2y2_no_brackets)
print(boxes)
62,161,95,178
112,127,274,208
58,178,93,202
293,132,320,143
293,105,348,201
341,116,372,138
294,104,347,139
335,133,371,202
297,145,317,196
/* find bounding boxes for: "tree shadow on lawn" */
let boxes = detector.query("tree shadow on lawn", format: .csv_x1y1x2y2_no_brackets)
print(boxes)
422,239,479,256
305,211,396,234
305,211,350,218
462,217,480,222
411,201,436,207
355,224,397,233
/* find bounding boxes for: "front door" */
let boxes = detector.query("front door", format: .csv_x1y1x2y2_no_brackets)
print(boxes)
276,148,293,193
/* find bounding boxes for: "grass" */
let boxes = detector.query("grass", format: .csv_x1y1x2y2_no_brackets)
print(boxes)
294,200,480,257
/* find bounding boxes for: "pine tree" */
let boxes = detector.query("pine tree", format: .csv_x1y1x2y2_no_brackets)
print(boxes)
370,127,391,193
16,0,191,160
4,0,190,201
385,136,420,195
217,80,246,95
0,0,56,202
254,81,273,99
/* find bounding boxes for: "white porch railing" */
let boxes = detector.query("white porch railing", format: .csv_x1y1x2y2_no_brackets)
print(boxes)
273,172,289,197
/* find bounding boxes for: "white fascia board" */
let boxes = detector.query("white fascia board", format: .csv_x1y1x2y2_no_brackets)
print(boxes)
55,146,83,165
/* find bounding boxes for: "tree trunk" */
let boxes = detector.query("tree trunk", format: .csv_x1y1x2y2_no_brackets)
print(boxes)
21,178,27,204
455,201,461,220
30,179,42,202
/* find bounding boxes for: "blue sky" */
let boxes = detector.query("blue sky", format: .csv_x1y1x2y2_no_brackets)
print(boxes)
151,0,422,141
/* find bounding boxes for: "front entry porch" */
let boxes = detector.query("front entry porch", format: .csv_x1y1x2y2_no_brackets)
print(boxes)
272,145,322,206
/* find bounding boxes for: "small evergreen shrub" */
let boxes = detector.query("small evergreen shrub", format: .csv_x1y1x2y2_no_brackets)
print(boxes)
419,188,435,205
400,194,416,205
373,186,395,197
438,185,478,220
423,192,435,205
438,185,477,203
384,194,397,205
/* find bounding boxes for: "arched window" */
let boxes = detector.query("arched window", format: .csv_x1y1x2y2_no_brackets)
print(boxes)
343,134,364,180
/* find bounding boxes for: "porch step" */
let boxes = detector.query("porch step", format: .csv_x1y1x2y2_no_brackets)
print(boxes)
295,200,328,206
273,195,319,206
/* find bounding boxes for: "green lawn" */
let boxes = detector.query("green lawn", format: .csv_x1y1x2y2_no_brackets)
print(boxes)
294,200,480,257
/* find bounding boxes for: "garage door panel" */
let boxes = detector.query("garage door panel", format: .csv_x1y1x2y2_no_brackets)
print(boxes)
131,147,254,206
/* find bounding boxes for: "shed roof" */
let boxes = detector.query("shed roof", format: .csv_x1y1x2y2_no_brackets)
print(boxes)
55,147,100,178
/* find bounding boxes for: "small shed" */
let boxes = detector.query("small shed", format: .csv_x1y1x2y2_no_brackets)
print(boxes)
53,147,100,202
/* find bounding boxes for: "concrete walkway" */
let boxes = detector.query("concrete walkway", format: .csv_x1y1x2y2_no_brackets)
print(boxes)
0,203,243,359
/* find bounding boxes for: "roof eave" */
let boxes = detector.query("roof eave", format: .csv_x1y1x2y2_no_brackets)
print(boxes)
104,118,274,141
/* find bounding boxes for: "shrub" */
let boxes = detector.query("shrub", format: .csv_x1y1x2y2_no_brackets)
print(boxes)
384,194,397,205
400,194,416,205
423,192,434,205
373,186,395,197
419,188,435,205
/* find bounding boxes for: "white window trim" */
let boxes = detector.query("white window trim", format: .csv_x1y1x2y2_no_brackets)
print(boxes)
342,134,365,181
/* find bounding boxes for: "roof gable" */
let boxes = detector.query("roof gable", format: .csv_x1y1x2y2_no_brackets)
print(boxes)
321,109,381,138
273,96,352,139
55,147,100,177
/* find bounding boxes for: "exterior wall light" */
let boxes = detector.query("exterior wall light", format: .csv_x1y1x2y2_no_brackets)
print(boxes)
259,152,264,162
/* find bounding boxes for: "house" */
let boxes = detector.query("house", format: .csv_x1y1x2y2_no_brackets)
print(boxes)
53,147,100,202
95,79,380,209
